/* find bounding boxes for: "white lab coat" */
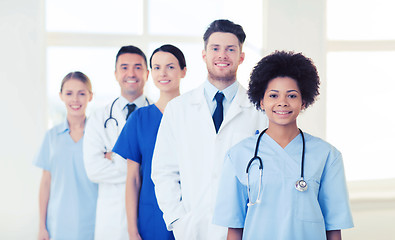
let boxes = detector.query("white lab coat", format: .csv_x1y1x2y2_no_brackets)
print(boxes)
83,96,149,240
151,83,268,240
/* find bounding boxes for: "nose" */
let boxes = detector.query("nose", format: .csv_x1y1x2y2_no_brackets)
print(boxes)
160,68,167,77
72,93,79,101
218,49,228,59
277,96,289,106
127,67,136,77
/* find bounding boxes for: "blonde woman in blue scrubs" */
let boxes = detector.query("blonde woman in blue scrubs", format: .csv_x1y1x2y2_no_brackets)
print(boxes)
35,72,98,240
213,51,354,240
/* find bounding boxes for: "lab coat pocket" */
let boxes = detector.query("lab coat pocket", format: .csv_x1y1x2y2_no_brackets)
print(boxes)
172,211,195,240
296,179,324,223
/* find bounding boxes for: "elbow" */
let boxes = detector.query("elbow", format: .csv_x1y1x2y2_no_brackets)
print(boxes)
83,162,102,183
85,168,102,183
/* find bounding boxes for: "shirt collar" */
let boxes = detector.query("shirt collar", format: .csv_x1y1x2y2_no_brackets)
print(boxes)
119,95,148,110
57,119,70,134
57,118,88,135
204,79,239,102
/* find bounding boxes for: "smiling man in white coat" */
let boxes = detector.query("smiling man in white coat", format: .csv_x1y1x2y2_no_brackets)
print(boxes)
83,45,150,240
151,19,268,240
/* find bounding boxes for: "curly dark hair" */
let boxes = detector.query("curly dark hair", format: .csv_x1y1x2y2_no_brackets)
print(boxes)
248,50,320,110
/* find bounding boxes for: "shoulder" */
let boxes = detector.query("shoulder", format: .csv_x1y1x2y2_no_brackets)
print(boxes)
304,132,342,160
236,83,247,94
41,122,66,144
135,104,154,114
234,84,259,110
133,104,161,119
228,134,259,160
50,121,67,135
168,85,203,107
86,100,116,122
224,134,259,180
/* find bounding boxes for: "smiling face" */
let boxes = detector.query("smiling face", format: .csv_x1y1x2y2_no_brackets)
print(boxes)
202,32,245,86
151,51,185,94
260,77,304,130
59,78,92,118
115,53,149,101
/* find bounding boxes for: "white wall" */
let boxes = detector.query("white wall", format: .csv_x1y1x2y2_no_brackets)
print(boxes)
0,0,45,238
263,0,327,139
343,179,395,239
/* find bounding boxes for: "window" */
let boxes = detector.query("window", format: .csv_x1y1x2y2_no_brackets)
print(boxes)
45,0,263,127
46,0,143,34
326,0,395,181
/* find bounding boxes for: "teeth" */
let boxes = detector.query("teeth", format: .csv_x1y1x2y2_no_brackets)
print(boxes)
159,80,170,83
126,80,137,83
71,105,81,109
216,63,228,67
275,111,291,115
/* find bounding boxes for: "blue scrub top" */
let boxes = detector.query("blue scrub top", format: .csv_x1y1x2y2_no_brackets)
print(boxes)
113,104,174,240
213,132,354,240
34,120,98,240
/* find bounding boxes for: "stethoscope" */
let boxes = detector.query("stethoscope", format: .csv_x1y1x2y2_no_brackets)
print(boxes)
104,97,150,128
246,128,307,207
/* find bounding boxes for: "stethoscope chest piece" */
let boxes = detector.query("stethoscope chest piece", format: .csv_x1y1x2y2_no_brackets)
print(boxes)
295,178,308,192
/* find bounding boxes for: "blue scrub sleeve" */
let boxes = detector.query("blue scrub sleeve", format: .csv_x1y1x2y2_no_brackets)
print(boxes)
113,112,142,164
213,152,248,228
318,149,354,230
33,131,51,171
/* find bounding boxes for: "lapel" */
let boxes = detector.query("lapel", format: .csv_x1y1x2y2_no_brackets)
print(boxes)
188,83,253,134
189,83,209,116
220,84,251,131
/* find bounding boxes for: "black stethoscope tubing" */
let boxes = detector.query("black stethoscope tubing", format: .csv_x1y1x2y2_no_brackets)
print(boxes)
246,128,307,207
104,97,120,128
104,97,150,128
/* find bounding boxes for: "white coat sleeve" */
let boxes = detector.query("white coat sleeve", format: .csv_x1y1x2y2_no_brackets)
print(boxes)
151,101,186,230
83,110,127,184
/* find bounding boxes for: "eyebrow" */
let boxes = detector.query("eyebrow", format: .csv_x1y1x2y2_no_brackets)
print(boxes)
120,63,143,67
153,63,175,66
209,44,238,48
268,89,300,93
64,90,87,92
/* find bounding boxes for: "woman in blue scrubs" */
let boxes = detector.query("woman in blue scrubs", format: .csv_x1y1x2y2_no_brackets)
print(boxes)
212,51,354,240
35,71,98,240
113,44,186,240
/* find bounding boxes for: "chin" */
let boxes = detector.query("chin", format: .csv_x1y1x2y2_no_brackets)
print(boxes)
210,74,236,82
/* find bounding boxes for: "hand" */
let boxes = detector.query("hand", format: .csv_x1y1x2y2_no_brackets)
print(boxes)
104,151,113,161
38,227,49,240
128,231,142,240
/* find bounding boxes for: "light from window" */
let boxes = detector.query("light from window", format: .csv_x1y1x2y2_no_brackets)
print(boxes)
46,0,143,34
327,51,395,181
327,0,395,40
148,0,263,50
